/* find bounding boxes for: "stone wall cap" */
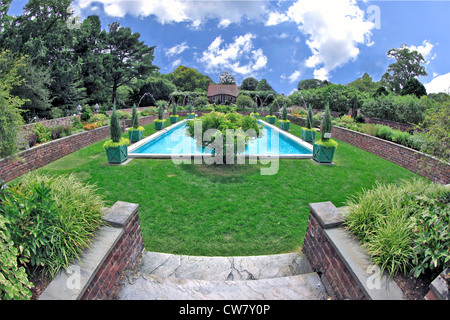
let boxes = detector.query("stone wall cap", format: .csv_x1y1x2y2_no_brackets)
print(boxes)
309,202,344,229
102,201,139,228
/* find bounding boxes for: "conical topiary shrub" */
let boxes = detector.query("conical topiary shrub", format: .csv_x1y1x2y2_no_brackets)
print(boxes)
154,103,165,130
170,103,179,123
279,103,290,131
104,104,130,164
313,103,338,164
128,104,144,142
266,103,276,124
301,105,315,142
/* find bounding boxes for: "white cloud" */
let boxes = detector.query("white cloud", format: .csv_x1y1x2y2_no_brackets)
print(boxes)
198,33,268,76
265,11,289,26
424,72,450,94
79,0,268,27
171,58,182,68
272,0,376,80
166,42,189,57
287,70,302,83
218,19,231,29
408,40,436,63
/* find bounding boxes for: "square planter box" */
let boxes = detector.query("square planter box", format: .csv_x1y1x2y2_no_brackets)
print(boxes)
170,116,179,124
106,144,128,164
313,143,335,164
155,121,165,130
279,121,290,131
302,129,315,142
188,114,195,119
128,130,143,143
266,116,276,124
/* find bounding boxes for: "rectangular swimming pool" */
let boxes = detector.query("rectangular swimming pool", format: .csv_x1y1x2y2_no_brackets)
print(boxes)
128,119,313,159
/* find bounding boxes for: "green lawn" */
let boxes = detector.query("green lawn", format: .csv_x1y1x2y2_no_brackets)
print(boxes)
33,117,421,256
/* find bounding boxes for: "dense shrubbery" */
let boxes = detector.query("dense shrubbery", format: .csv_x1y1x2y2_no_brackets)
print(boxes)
361,94,435,124
332,115,431,152
344,179,449,278
0,173,105,299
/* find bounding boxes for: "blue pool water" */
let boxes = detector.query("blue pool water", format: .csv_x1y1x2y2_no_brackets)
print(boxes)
129,120,313,157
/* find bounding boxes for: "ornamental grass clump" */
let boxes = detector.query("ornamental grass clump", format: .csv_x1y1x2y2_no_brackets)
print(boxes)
343,178,449,277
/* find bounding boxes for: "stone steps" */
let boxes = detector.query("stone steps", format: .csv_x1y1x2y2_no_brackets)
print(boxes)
115,251,329,300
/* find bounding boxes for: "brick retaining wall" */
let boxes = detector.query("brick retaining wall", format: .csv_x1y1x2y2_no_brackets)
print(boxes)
331,125,450,184
39,201,144,300
303,202,406,300
0,114,168,183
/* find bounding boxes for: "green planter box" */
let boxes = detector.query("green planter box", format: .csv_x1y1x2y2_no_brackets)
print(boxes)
279,121,290,131
105,144,128,164
155,121,165,130
313,143,336,164
266,116,276,124
251,113,259,119
170,116,179,124
301,129,315,142
188,113,195,119
128,129,143,143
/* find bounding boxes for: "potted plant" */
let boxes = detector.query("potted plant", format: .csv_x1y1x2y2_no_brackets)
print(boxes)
154,104,165,130
266,103,276,124
250,104,259,118
301,105,315,142
128,104,144,143
104,106,130,164
279,104,290,131
187,105,195,119
313,103,338,164
170,103,179,123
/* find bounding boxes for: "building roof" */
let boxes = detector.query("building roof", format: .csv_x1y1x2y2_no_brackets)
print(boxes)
207,84,239,97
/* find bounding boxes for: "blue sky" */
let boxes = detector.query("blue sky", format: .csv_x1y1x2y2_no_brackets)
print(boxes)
7,0,450,95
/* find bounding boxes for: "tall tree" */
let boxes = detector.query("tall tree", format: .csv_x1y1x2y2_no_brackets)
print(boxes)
240,77,258,91
170,65,212,92
381,45,428,93
73,15,109,105
219,72,236,85
256,79,275,92
103,22,158,104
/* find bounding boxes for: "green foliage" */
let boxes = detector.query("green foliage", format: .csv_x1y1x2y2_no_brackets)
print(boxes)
16,173,105,277
169,66,212,92
131,104,139,129
240,77,258,91
80,112,91,122
418,102,450,162
172,103,177,116
376,125,394,141
281,104,288,121
219,72,236,85
0,212,34,300
109,106,122,143
0,51,25,158
214,104,236,114
157,103,164,120
34,123,51,144
186,112,262,163
409,192,450,277
88,113,109,126
320,103,332,141
315,139,338,149
0,181,57,270
401,78,427,98
103,137,130,150
236,95,254,109
344,179,449,276
256,79,275,92
381,45,428,93
306,105,314,129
